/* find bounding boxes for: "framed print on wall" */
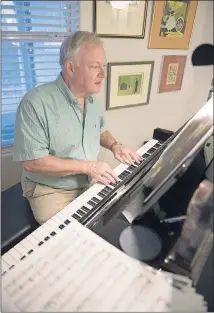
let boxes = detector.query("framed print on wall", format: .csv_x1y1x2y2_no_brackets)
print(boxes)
148,0,198,49
94,1,148,38
106,61,154,110
159,55,187,93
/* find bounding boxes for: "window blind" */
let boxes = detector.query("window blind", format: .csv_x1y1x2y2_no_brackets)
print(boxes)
1,1,80,148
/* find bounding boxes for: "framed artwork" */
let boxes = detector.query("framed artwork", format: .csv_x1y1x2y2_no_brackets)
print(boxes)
93,1,148,38
106,61,154,110
159,55,187,93
148,0,198,49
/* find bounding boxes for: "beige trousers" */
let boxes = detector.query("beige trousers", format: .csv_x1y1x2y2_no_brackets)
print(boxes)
21,179,87,225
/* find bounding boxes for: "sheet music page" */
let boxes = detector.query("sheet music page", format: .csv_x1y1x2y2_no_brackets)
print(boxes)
1,218,207,312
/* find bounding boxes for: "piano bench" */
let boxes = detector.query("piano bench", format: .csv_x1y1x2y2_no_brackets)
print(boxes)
1,182,40,255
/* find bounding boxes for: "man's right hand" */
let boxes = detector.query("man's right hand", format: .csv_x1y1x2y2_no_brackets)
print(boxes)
84,160,119,185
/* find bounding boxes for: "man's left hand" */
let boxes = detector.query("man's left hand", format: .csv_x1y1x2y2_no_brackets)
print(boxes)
112,144,143,165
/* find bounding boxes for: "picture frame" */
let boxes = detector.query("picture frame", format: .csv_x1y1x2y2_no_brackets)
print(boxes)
148,0,198,49
93,1,148,38
159,55,187,93
106,61,154,110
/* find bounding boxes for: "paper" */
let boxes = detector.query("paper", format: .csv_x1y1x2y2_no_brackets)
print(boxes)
1,218,207,312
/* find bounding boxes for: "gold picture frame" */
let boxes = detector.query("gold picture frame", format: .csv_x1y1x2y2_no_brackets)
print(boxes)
106,61,154,110
148,0,198,49
94,1,148,38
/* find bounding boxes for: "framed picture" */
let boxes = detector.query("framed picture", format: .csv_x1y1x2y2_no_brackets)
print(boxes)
159,55,187,93
106,61,154,110
148,0,198,49
94,1,148,38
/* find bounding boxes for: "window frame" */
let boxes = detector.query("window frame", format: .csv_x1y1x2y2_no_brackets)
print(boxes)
1,1,80,151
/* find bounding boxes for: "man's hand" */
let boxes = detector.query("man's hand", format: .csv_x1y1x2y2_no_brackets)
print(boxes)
84,160,119,185
112,144,143,165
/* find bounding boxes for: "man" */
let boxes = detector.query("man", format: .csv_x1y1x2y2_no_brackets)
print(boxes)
13,31,142,225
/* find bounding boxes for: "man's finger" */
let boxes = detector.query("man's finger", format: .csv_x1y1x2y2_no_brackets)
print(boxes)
105,170,119,183
115,153,125,164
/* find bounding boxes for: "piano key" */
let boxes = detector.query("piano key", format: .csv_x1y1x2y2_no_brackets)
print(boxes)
76,209,85,217
46,218,60,230
2,253,17,267
137,139,158,156
7,248,22,262
1,259,9,273
15,243,28,256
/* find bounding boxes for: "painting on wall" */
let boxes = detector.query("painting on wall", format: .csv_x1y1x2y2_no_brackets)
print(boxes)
106,61,154,110
148,0,198,49
159,55,187,93
94,1,148,38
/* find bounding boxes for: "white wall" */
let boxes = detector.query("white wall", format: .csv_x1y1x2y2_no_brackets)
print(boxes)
1,0,213,191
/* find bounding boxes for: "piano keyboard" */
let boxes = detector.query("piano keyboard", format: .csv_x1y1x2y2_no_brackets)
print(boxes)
1,138,163,276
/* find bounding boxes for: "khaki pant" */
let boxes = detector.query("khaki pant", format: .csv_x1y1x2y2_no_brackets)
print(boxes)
21,179,87,225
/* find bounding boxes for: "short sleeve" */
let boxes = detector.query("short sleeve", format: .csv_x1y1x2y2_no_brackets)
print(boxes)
13,98,49,161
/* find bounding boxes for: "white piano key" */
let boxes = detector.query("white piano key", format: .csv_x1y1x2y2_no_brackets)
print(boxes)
25,234,39,247
41,222,54,233
15,243,28,256
51,214,65,224
46,218,60,230
34,226,49,238
2,253,17,267
62,198,83,217
2,259,10,273
7,248,22,261
19,237,34,250
31,229,47,242
137,139,158,156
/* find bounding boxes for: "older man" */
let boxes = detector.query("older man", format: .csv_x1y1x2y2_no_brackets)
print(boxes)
13,31,142,224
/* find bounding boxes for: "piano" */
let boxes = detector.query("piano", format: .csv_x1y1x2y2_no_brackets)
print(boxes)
1,136,167,276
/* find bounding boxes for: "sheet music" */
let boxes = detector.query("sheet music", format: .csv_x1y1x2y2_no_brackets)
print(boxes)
1,218,207,312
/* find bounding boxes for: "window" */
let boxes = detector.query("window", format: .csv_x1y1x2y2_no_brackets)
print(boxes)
1,1,80,148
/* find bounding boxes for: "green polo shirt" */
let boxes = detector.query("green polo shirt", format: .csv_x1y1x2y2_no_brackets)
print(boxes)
13,73,106,189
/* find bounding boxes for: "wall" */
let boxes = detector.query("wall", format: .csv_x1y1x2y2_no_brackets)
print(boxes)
1,0,213,191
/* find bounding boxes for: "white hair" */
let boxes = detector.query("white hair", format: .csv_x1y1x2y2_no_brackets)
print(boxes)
59,31,103,69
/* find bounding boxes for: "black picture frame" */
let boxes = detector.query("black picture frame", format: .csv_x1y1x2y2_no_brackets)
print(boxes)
106,61,154,111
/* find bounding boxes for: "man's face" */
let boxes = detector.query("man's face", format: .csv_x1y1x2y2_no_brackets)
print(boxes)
72,43,106,95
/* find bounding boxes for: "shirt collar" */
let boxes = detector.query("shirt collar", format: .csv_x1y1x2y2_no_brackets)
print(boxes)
55,73,94,105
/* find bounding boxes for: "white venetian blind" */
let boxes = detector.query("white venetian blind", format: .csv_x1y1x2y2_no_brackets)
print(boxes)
1,0,80,148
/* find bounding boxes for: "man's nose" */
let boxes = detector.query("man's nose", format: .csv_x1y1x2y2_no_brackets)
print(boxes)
99,67,106,78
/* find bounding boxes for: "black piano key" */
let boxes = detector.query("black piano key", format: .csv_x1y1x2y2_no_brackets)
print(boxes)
98,191,106,198
127,165,136,171
118,173,126,179
101,188,109,195
88,200,96,207
77,209,85,217
147,147,156,154
20,255,26,260
105,186,112,192
72,213,81,220
50,231,56,236
9,265,15,270
44,236,50,241
38,241,44,246
64,219,71,225
142,153,150,158
81,206,90,213
28,249,34,254
91,197,100,203
109,182,118,187
154,143,161,148
123,170,130,176
59,224,65,230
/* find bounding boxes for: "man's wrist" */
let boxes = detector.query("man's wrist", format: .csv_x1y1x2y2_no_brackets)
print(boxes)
110,141,122,151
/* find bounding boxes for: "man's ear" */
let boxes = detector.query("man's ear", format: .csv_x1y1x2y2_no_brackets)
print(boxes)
64,60,75,75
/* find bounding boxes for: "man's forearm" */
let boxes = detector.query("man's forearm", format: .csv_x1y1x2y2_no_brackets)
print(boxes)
100,130,118,150
22,155,88,177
